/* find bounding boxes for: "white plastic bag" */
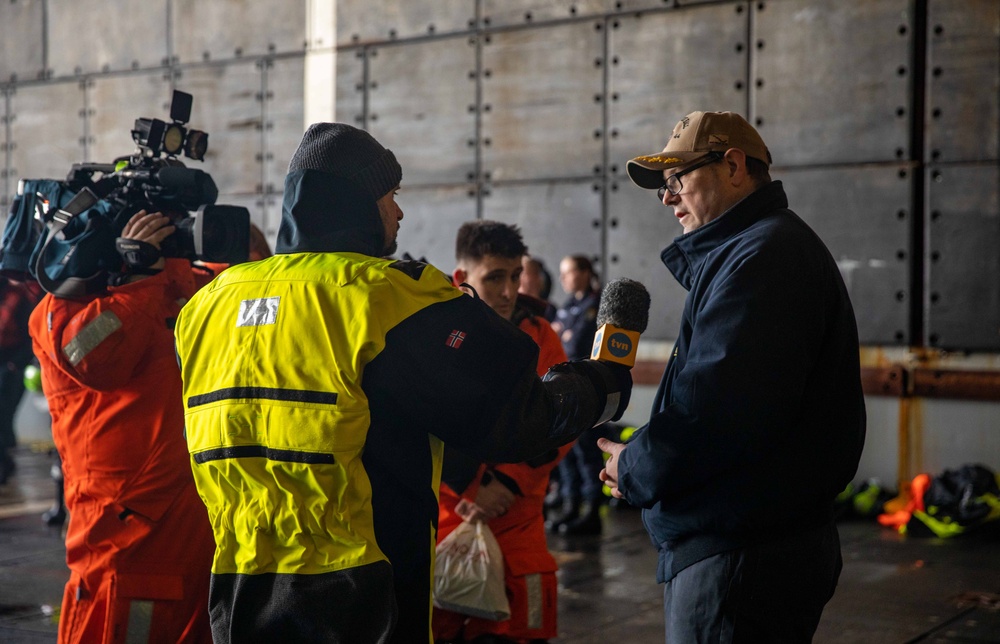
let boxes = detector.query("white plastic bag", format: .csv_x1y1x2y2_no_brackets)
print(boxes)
433,520,511,621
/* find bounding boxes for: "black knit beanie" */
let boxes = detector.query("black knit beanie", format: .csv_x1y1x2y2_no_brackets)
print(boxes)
287,123,402,200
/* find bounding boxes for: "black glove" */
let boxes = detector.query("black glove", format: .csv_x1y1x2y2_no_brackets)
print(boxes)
544,359,632,426
115,237,162,269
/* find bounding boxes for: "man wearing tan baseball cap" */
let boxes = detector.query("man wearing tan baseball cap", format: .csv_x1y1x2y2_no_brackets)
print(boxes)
625,110,773,235
599,111,866,642
627,110,771,184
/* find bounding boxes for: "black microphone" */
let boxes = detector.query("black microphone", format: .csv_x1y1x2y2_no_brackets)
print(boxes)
542,278,648,427
590,278,650,368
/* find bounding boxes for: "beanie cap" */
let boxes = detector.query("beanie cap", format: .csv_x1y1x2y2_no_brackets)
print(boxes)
288,123,402,200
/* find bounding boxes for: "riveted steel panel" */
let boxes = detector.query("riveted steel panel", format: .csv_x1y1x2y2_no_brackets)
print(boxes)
780,165,912,345
336,48,366,128
926,164,1000,350
1,91,9,212
481,22,604,181
8,82,85,181
337,0,474,46
607,177,688,340
87,73,173,166
173,63,264,196
752,0,913,166
171,0,307,64
368,38,476,187
47,0,168,77
926,0,1000,163
482,181,602,285
0,0,44,83
481,0,608,28
263,57,305,195
393,185,478,272
609,5,748,173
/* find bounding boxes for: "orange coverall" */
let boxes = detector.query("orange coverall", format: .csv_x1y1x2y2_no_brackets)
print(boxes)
30,259,214,644
434,309,570,642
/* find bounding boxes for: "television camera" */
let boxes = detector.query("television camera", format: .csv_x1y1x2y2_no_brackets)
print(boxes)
0,90,250,298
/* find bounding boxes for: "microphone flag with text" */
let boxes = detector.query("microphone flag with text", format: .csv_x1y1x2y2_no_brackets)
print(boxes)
590,278,650,368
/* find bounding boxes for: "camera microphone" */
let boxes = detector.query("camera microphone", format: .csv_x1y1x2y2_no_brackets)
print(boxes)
590,278,650,368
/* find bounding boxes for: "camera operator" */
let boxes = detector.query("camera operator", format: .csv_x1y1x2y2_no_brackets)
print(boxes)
30,209,214,643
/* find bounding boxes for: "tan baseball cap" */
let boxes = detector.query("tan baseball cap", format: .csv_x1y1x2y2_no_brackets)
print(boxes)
626,111,772,189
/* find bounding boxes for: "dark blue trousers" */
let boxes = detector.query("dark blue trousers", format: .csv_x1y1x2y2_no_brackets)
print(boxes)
663,521,842,643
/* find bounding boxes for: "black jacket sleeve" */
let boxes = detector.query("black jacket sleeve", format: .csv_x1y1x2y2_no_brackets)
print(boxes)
440,444,482,495
364,294,612,464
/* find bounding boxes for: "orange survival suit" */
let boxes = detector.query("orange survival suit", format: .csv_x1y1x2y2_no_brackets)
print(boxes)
29,259,214,644
434,296,571,642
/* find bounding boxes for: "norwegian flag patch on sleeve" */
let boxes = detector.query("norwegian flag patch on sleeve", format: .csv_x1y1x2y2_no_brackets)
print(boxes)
446,329,466,349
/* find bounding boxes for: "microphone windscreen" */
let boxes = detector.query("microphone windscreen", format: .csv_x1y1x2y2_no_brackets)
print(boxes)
596,278,650,334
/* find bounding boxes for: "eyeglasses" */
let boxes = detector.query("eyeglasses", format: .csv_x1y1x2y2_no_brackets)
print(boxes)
656,153,723,201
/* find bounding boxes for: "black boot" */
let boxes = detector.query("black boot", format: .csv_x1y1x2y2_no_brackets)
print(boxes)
0,448,15,485
42,457,66,527
545,499,579,533
559,501,602,536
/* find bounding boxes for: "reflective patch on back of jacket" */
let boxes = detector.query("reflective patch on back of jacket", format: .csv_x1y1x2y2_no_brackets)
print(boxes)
237,296,280,327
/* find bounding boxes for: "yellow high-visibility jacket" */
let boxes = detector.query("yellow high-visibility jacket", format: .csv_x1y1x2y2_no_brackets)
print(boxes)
175,249,593,642
178,252,462,577
176,169,611,644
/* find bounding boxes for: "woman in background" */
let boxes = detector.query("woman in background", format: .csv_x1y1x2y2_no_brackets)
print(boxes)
547,255,606,535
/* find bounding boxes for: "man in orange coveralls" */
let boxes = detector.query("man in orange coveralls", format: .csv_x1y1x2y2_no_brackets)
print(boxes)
30,210,214,643
434,220,570,644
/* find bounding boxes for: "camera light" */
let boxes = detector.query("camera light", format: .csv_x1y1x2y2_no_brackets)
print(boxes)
132,118,166,156
184,129,209,161
163,123,186,156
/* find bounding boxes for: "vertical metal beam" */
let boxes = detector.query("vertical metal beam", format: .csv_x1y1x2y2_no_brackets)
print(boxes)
910,0,928,347
474,0,483,220
2,89,9,210
166,0,178,96
305,0,337,126
166,0,174,67
41,0,49,78
81,79,90,162
360,46,370,131
743,0,752,118
599,16,610,280
260,58,271,199
260,57,272,233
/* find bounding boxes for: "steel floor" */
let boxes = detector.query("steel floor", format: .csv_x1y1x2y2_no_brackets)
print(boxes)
1,446,998,643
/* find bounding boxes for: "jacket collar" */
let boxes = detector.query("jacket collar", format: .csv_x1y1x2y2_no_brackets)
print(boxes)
660,180,788,290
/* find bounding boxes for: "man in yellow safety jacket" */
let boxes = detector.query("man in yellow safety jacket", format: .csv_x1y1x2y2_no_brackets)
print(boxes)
174,123,632,643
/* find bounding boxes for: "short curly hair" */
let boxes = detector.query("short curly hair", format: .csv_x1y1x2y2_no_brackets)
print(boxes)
455,220,528,263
